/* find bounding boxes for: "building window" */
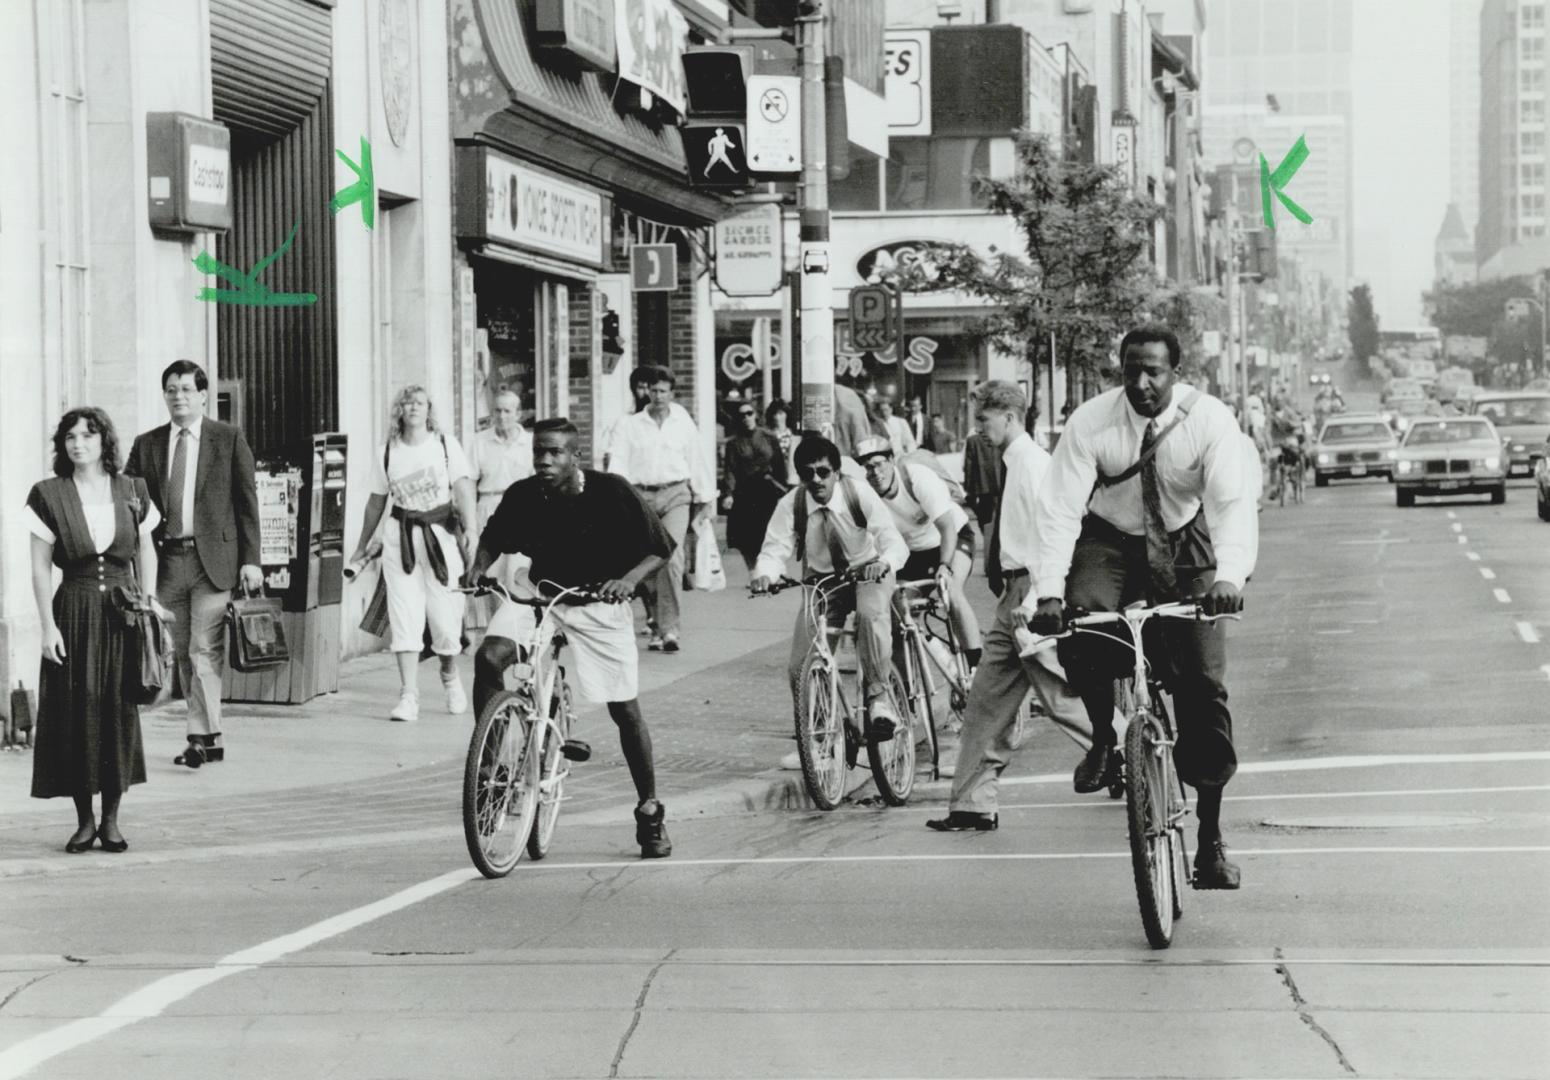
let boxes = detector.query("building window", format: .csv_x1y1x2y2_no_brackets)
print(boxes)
1524,130,1546,156
885,138,993,212
1525,36,1546,63
1523,3,1546,30
1523,192,1546,217
1527,67,1548,93
1524,99,1547,125
831,155,883,212
1525,162,1547,187
1525,224,1547,236
38,0,90,417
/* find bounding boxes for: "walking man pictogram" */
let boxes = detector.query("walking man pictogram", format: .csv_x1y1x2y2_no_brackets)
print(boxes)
705,127,737,177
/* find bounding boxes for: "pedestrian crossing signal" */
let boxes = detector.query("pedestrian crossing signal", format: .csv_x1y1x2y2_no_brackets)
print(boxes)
683,121,751,190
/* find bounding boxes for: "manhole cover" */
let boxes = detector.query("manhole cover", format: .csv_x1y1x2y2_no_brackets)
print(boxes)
1261,813,1489,830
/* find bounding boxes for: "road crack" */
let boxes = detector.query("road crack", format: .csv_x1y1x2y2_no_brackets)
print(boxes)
608,948,676,1078
0,969,62,1014
1274,947,1357,1075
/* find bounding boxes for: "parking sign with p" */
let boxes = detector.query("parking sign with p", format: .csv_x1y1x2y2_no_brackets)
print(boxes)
849,285,896,351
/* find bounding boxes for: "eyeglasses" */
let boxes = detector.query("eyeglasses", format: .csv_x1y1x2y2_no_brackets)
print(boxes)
860,457,891,472
797,465,835,480
738,410,756,418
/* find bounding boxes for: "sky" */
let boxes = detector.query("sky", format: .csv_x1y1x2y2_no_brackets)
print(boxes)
1350,0,1454,327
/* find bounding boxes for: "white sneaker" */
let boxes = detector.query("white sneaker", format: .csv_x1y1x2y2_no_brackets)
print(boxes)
390,689,419,722
442,673,468,715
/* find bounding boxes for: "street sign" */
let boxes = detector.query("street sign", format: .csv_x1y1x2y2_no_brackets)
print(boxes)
682,122,750,189
849,285,895,351
630,244,678,292
746,74,801,172
713,205,782,297
884,30,931,136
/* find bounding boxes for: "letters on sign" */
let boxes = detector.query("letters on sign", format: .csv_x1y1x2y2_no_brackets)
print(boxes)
834,335,938,376
615,0,688,114
856,240,953,292
482,154,607,265
720,334,783,382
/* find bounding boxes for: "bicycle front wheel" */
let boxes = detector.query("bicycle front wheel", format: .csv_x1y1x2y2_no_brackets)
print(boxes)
868,664,917,805
1125,705,1177,949
795,654,847,810
463,691,539,879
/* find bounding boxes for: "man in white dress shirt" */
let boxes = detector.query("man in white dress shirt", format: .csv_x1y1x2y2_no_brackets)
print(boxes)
1029,326,1257,889
924,382,1092,833
468,390,533,620
751,435,908,741
874,397,917,458
607,365,714,653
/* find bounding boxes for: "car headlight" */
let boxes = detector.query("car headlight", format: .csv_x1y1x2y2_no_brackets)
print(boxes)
1396,460,1413,475
1385,450,1397,460
1511,443,1526,453
1485,456,1501,471
1316,453,1331,466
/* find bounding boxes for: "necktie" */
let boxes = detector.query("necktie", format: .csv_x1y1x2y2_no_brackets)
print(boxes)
167,427,191,538
985,468,1009,596
1140,420,1178,602
818,506,849,573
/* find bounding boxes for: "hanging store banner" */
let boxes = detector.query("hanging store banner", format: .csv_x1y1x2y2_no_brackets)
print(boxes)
615,0,689,115
460,148,610,268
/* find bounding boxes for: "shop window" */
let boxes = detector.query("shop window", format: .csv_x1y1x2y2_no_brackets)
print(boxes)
885,138,993,212
476,262,539,426
832,155,883,211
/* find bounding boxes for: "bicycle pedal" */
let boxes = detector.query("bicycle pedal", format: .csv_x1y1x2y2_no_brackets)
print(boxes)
561,738,591,762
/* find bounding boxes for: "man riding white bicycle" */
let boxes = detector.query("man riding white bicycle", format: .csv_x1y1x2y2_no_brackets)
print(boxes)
750,435,908,744
1029,326,1259,890
467,418,676,859
851,436,983,675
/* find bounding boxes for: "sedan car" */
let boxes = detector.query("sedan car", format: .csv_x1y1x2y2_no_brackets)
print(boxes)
1538,438,1550,521
1383,396,1442,434
1468,391,1550,479
1393,417,1506,507
1313,416,1398,485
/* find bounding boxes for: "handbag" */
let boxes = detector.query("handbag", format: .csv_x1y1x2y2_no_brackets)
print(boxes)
111,586,174,705
226,585,290,672
686,520,727,593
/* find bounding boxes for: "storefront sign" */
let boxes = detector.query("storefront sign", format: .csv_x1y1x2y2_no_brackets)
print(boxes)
885,30,931,136
188,144,229,206
536,0,617,74
856,240,953,292
465,150,609,267
713,205,782,296
746,74,801,172
630,244,678,291
835,335,939,376
1112,120,1137,187
615,0,688,115
720,335,782,382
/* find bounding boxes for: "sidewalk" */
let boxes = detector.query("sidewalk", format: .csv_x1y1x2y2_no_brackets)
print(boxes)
0,557,887,868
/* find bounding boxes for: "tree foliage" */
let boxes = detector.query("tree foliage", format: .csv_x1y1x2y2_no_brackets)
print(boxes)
1424,275,1534,339
1347,283,1379,363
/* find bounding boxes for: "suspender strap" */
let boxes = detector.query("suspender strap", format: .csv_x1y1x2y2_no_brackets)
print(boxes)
1095,390,1200,490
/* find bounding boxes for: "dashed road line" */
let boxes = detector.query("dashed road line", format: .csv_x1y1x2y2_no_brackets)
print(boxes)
1494,588,1512,604
1451,522,1463,532
1480,567,1497,580
1458,535,1468,544
1521,623,1543,644
1466,551,1481,561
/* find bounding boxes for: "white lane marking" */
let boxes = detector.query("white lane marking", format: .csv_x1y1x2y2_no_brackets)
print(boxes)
1451,522,1463,532
896,785,1550,814
1519,622,1542,644
1458,535,1468,544
1542,663,1550,683
985,750,1550,788
1314,628,1355,635
0,868,479,1080
1480,567,1497,580
1494,588,1512,604
1466,551,1481,561
1447,511,1457,519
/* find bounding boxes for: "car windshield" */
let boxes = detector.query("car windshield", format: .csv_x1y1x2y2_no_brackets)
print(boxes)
1474,398,1550,425
1321,422,1391,443
1394,399,1435,414
1404,421,1494,446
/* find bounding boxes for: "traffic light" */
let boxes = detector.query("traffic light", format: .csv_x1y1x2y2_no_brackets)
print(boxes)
680,40,799,191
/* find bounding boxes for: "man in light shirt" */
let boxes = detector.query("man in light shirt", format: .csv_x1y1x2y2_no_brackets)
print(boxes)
751,435,908,742
874,397,917,457
924,382,1092,833
468,390,534,611
1029,326,1257,890
607,365,714,653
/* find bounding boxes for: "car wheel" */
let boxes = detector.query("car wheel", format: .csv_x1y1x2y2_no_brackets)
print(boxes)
1538,489,1550,521
1314,474,1329,488
1396,489,1414,508
1490,485,1506,506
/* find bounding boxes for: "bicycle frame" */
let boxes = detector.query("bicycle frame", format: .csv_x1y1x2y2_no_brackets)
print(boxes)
895,580,970,706
797,573,862,724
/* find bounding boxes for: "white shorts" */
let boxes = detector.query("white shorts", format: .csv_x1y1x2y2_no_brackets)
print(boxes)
383,523,466,655
485,598,638,704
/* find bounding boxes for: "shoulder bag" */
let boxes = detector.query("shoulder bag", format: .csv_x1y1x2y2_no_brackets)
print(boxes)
227,582,290,672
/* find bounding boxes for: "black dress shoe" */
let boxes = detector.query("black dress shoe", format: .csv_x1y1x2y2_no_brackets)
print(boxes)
1073,744,1115,794
173,742,206,769
1193,838,1242,890
925,810,999,832
65,827,97,854
98,833,128,854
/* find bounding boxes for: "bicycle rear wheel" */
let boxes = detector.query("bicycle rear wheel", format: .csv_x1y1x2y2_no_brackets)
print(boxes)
905,634,939,781
795,654,847,810
868,664,917,805
1125,703,1177,949
463,691,539,879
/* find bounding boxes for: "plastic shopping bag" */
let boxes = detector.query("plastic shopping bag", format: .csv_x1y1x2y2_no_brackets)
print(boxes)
686,521,727,592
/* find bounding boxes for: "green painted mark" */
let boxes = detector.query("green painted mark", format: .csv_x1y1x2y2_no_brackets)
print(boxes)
193,221,318,306
330,136,374,229
1260,135,1313,229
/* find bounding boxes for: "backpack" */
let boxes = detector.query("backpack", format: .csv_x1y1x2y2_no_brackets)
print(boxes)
792,477,867,566
895,450,968,524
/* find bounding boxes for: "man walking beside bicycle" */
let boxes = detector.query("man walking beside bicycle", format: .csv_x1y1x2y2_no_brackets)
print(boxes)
750,435,908,744
1028,326,1258,889
468,419,676,859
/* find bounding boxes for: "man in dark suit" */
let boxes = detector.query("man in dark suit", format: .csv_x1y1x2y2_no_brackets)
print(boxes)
126,360,262,768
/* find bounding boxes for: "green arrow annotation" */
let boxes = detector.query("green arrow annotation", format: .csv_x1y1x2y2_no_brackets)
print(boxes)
330,136,374,230
193,221,317,307
1259,134,1313,230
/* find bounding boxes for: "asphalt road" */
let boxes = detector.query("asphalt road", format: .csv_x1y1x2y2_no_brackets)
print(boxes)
2,469,1548,1079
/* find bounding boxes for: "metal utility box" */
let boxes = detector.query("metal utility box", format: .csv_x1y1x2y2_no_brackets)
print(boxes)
146,112,234,235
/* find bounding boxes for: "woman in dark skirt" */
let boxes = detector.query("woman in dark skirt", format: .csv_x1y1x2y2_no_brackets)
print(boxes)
723,401,789,572
25,407,166,853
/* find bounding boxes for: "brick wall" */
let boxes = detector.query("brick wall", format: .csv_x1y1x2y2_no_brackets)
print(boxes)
567,283,596,467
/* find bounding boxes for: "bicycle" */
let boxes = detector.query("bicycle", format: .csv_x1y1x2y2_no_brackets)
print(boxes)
894,578,974,782
455,578,604,878
1276,439,1306,507
1020,601,1240,949
755,572,917,809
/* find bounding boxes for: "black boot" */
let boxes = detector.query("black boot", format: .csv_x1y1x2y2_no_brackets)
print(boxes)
1193,836,1242,890
634,800,672,859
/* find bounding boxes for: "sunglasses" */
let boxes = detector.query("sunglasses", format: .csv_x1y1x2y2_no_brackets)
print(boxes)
738,409,756,417
798,465,835,480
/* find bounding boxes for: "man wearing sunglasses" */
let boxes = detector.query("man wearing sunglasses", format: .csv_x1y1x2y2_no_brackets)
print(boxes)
750,436,909,743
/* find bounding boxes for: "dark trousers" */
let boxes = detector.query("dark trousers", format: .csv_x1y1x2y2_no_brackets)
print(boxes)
1056,514,1237,788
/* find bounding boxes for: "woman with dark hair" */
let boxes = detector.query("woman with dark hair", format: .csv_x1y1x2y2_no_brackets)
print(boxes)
25,407,167,852
763,398,797,485
724,400,789,571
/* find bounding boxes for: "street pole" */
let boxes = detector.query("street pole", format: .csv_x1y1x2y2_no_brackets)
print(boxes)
796,3,834,434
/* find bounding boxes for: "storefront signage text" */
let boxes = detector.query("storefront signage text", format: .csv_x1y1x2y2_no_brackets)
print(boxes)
836,335,938,377
535,0,617,73
720,335,783,382
856,241,954,292
615,0,688,115
187,145,230,206
482,155,607,267
713,205,782,296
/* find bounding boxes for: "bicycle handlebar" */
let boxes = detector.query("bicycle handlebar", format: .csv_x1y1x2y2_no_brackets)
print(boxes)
455,578,610,607
1019,601,1241,654
748,569,866,597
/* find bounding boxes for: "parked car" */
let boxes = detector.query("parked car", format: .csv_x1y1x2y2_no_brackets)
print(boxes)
1393,417,1506,507
1467,391,1550,479
1537,437,1550,521
1381,378,1425,406
1312,416,1398,485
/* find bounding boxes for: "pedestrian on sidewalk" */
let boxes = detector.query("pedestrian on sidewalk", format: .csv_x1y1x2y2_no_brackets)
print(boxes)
961,424,1003,533
349,386,477,723
926,381,1093,834
764,398,798,485
125,360,262,770
724,401,789,573
26,408,171,853
606,365,714,654
875,396,917,457
470,418,675,858
466,389,533,626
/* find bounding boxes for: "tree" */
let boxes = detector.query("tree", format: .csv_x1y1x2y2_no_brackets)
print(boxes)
925,134,1164,406
1424,276,1533,339
1347,284,1379,365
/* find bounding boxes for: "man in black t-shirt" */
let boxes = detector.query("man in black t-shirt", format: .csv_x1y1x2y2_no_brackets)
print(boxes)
469,419,676,858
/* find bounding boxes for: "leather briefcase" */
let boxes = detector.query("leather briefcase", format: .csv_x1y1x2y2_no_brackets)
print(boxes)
226,587,290,672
